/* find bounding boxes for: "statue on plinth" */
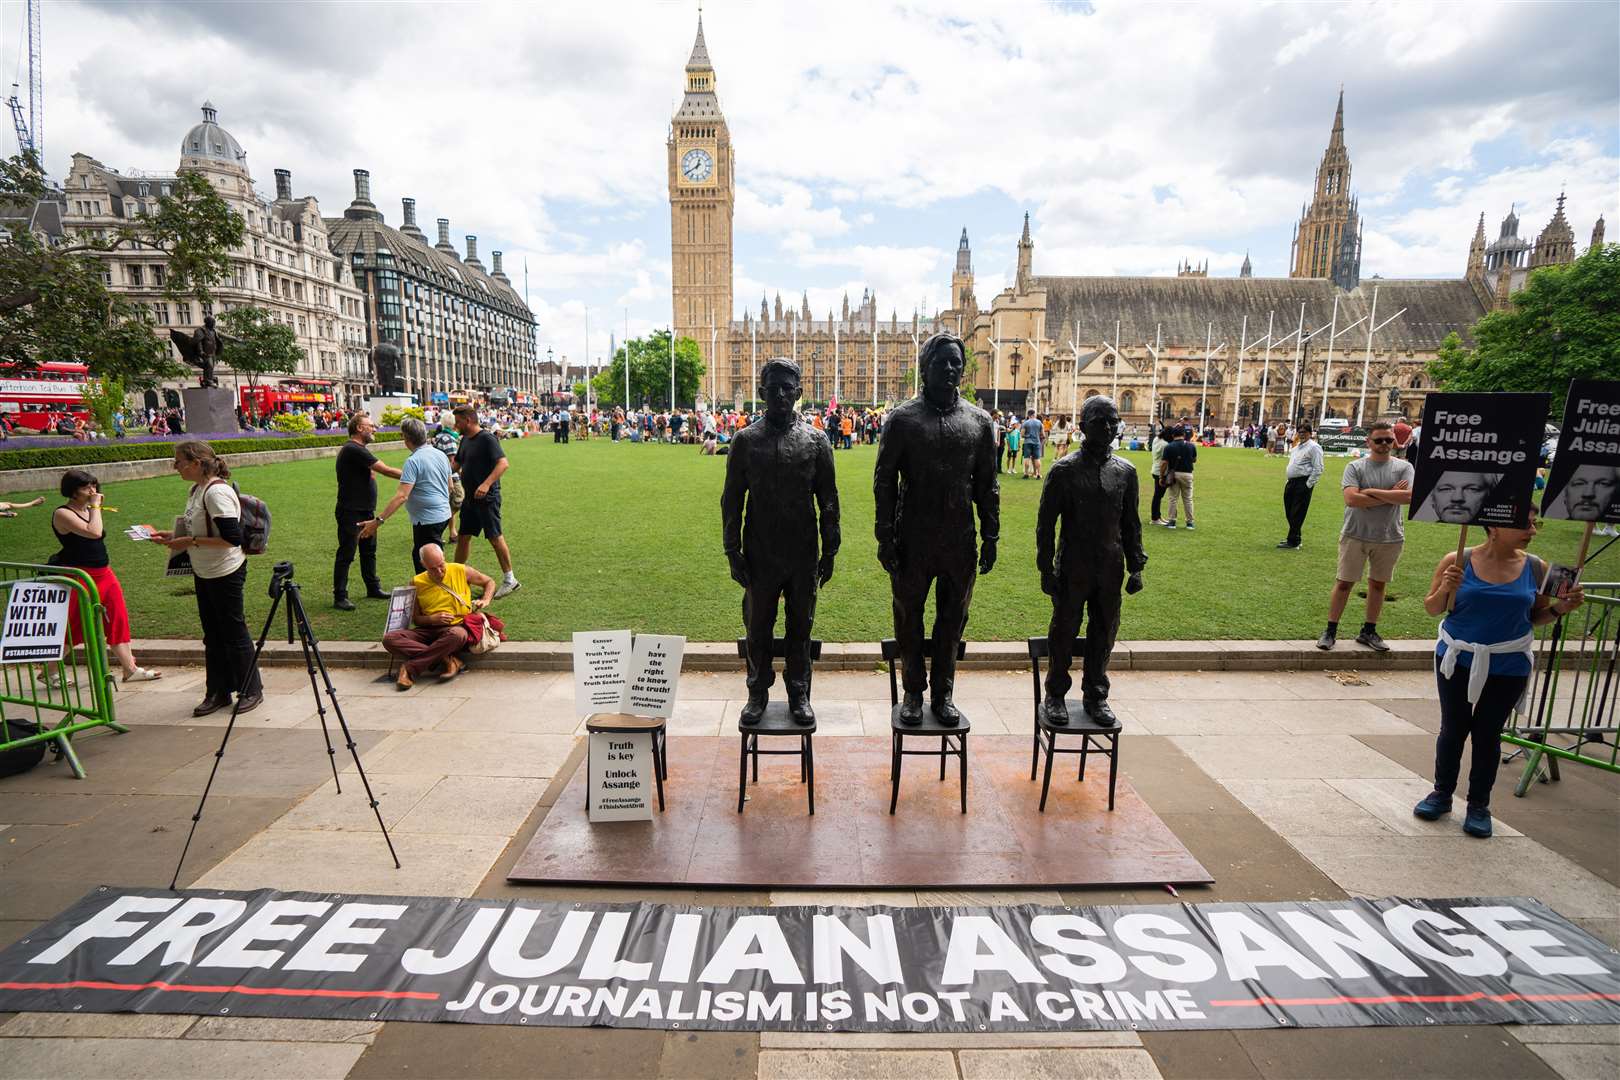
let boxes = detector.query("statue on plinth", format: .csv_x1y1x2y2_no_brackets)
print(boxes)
169,315,224,388
721,358,840,726
371,341,405,394
1036,395,1146,727
874,332,999,727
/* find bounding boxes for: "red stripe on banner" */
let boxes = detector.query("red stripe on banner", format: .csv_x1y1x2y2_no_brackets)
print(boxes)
0,980,438,1002
1210,992,1620,1008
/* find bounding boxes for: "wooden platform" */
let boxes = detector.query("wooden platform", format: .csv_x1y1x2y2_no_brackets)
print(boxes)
508,735,1211,889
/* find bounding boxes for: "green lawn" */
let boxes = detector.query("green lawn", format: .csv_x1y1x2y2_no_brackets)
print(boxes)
0,438,1603,642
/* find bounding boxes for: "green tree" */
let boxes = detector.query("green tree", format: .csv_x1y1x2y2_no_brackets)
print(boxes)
217,306,301,389
0,155,245,387
78,376,127,437
590,329,705,407
1428,244,1619,417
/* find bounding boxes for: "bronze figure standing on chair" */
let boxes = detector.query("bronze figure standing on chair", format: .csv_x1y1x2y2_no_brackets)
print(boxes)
722,358,840,727
1036,395,1146,727
875,332,1000,727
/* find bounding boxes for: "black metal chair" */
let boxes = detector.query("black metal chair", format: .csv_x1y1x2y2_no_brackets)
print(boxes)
1026,637,1122,812
734,638,821,815
880,637,970,814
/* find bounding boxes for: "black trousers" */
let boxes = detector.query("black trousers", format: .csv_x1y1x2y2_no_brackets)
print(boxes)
891,544,976,701
1150,477,1166,521
333,509,380,600
742,561,817,700
1045,570,1124,705
1282,476,1315,545
411,519,450,574
1433,663,1528,809
194,564,262,700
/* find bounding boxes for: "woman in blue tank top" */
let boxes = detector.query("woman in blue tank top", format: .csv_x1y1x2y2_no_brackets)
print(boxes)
1417,511,1583,837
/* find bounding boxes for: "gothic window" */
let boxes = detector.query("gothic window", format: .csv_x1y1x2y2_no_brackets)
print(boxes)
1410,375,1424,389
1120,391,1136,413
1335,373,1352,389
1179,369,1201,385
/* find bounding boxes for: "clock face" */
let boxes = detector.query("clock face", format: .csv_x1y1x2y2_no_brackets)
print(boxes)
681,148,714,183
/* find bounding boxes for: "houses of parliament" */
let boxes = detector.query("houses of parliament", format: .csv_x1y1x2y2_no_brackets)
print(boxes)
669,16,1606,422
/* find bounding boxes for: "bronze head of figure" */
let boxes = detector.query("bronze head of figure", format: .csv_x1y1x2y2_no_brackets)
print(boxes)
759,357,803,428
1080,395,1121,456
918,332,965,410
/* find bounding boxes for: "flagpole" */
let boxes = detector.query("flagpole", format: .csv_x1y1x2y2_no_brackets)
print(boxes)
1231,314,1248,430
1355,285,1379,427
1111,318,1120,401
1286,301,1305,424
1258,310,1275,431
1318,293,1341,425
1199,322,1213,432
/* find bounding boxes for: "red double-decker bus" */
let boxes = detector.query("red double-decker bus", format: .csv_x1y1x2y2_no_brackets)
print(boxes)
0,361,92,432
239,378,339,417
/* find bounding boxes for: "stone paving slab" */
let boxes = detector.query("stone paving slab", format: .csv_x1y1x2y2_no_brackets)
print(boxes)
760,1031,1142,1049
1522,1042,1620,1080
192,829,510,897
756,1048,960,1079
183,1017,383,1044
958,1047,1164,1079
0,1013,197,1038
0,1036,366,1080
1168,734,1413,780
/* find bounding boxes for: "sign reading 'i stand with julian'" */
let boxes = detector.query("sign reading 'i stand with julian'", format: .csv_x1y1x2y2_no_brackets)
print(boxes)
1,582,71,663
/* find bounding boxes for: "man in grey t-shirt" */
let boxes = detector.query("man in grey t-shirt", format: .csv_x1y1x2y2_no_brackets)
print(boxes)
1319,420,1413,653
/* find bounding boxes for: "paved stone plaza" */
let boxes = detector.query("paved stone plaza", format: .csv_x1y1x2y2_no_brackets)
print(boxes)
1,664,1615,1079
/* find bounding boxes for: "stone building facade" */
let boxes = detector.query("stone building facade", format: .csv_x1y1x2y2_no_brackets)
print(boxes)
325,172,539,405
60,103,370,404
948,95,1605,428
668,17,942,408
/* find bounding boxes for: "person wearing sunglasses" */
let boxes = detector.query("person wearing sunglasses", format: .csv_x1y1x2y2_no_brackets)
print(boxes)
1319,420,1413,653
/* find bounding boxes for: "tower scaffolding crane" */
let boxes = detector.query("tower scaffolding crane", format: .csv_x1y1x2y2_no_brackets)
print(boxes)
7,0,39,158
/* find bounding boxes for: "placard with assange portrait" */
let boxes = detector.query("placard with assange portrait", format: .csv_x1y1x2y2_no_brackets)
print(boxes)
1409,392,1548,528
1541,379,1620,525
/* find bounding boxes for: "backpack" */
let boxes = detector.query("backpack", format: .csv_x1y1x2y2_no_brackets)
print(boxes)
205,479,271,555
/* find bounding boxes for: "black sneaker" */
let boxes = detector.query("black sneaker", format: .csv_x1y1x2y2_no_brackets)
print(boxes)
1317,628,1336,651
365,589,390,600
235,692,264,715
1356,629,1390,653
193,694,230,717
1276,540,1300,549
1184,521,1195,531
334,597,356,611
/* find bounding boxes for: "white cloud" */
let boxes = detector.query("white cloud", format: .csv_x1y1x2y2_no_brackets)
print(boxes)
37,0,1619,346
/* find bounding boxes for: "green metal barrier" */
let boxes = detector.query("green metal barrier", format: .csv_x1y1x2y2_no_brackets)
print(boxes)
0,562,126,779
1504,586,1619,796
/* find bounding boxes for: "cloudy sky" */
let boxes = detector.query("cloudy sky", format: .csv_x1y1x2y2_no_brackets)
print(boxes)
17,0,1619,367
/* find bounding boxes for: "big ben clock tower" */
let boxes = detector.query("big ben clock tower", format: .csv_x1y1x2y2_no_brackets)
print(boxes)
668,13,734,386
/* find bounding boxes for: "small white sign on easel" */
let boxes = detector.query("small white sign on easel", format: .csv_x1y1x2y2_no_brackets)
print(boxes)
1,582,71,664
620,635,685,719
573,630,631,717
587,728,655,822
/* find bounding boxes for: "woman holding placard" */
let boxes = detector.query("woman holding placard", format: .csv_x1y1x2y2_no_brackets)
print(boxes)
1417,512,1583,838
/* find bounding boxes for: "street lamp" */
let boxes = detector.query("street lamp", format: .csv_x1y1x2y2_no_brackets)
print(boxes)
546,346,555,399
1008,348,1022,411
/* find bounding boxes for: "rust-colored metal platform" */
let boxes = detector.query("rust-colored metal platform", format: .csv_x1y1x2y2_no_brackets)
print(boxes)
508,735,1211,889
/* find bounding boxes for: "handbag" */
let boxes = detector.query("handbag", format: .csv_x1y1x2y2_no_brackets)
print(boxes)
462,611,506,654
429,581,505,653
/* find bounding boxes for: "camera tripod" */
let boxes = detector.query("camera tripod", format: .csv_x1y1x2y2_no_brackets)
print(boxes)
171,561,400,889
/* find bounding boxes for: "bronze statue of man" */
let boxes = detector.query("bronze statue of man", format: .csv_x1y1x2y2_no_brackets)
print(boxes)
721,358,839,726
169,315,223,387
371,341,404,393
1036,394,1146,727
874,332,999,726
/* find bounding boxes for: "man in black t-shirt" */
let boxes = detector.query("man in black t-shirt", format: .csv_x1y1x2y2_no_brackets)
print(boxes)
1159,426,1197,530
452,405,521,598
333,412,402,610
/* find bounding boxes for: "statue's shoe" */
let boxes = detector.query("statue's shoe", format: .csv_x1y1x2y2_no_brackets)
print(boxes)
898,693,924,726
740,693,767,726
931,698,963,727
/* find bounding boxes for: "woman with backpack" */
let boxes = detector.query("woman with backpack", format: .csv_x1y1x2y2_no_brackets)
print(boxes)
51,469,162,684
150,441,263,716
1416,511,1583,838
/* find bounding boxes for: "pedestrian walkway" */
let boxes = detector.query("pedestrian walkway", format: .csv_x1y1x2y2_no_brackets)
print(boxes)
1,667,1615,1079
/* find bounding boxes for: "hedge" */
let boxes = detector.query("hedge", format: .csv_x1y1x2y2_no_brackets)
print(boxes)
0,432,404,472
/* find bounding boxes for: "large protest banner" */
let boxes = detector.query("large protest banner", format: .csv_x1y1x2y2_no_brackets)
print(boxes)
1411,392,1549,528
1541,381,1620,569
1,888,1615,1033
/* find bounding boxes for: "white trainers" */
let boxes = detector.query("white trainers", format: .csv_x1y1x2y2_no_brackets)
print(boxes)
493,577,521,600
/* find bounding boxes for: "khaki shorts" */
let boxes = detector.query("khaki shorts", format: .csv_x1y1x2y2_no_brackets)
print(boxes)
1337,536,1403,584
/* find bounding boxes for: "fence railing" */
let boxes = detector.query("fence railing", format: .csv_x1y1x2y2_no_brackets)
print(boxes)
1505,583,1618,796
0,562,126,779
